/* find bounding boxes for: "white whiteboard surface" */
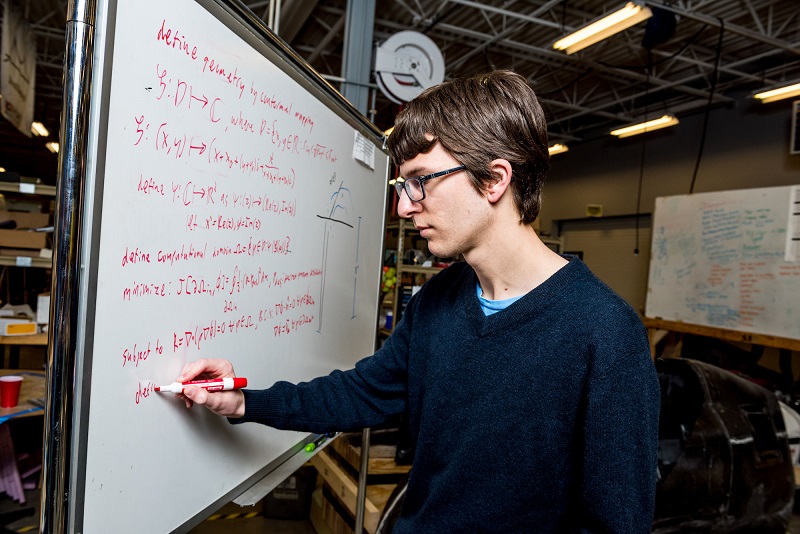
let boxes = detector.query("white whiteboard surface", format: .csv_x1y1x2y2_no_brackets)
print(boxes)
72,0,388,532
645,185,800,340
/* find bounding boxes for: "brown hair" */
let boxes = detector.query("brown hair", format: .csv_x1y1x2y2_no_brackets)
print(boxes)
387,70,550,224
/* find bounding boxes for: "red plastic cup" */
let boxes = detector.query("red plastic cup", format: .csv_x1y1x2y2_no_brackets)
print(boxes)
0,376,23,408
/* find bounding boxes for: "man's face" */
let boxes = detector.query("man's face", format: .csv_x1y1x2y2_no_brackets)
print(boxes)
396,142,490,260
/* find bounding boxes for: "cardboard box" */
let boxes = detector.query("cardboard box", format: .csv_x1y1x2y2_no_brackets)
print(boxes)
0,317,38,336
0,229,47,250
0,211,50,250
0,211,50,229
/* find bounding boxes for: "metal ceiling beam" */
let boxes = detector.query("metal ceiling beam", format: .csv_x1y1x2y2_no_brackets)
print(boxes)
307,15,345,64
434,21,727,102
276,0,320,42
445,0,563,72
647,1,800,56
446,0,562,30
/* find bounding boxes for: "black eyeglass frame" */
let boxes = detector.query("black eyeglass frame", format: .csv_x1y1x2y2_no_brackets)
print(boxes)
394,165,467,202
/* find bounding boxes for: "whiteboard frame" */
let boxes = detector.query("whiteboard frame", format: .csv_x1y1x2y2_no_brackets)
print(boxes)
45,0,389,532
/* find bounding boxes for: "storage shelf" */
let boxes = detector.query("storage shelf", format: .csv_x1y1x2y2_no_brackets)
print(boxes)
0,183,56,196
0,333,48,346
0,256,52,268
399,265,441,275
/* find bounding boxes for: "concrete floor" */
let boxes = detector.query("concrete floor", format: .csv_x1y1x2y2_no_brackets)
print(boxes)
189,516,315,534
3,489,800,533
0,489,317,533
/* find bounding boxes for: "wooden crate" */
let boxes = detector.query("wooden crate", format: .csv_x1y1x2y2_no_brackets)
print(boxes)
329,430,412,476
310,431,411,534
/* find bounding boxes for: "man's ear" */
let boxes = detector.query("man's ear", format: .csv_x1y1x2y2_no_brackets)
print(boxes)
485,159,513,204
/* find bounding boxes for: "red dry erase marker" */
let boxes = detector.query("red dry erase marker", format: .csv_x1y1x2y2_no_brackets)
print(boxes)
154,377,247,393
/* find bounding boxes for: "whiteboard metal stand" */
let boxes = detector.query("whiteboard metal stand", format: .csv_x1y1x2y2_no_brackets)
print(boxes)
354,427,371,533
41,0,94,532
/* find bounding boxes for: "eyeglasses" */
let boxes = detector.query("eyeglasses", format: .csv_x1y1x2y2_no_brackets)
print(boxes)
394,165,466,202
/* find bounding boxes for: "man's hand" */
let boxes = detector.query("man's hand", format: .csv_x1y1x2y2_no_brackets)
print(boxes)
175,358,246,418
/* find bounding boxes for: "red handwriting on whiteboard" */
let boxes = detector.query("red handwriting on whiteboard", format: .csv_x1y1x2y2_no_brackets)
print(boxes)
204,214,262,232
223,300,238,313
210,236,291,258
134,115,148,145
229,110,256,133
779,265,800,277
157,20,199,60
122,339,163,368
158,243,208,266
123,281,167,301
119,266,320,302
138,175,165,196
273,315,315,337
232,193,296,215
121,244,208,268
156,64,221,122
222,266,320,295
135,382,156,405
202,55,246,98
172,181,217,207
137,115,336,171
173,315,256,352
257,289,315,321
176,274,216,297
121,247,151,267
247,84,315,132
155,18,320,132
250,86,292,114
270,268,323,288
294,111,314,132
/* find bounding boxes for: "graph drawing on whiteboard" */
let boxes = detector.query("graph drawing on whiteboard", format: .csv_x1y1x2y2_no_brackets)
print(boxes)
316,180,362,331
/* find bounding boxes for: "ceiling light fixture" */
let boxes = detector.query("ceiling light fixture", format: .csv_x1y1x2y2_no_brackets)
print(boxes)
548,143,569,155
45,142,59,154
31,121,49,137
0,167,5,173
553,2,653,55
753,82,800,104
610,115,679,138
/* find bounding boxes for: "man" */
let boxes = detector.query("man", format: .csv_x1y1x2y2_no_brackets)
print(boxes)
177,70,660,533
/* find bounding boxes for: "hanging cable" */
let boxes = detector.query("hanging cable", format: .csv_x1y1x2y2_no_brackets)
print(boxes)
688,19,724,194
634,52,652,256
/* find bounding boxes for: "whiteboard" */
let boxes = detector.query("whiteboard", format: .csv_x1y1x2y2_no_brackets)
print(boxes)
70,0,388,532
645,185,800,340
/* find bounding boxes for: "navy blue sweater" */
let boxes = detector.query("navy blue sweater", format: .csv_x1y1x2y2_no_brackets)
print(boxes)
239,258,660,533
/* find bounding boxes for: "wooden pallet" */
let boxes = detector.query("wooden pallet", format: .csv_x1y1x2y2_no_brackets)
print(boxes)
309,431,411,534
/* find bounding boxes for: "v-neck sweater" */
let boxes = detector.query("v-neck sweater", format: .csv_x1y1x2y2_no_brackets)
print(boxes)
237,257,660,533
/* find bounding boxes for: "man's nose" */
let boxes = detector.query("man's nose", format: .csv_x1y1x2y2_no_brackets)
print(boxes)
396,189,420,218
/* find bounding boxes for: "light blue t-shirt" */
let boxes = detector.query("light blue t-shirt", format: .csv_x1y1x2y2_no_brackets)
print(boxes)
476,283,523,316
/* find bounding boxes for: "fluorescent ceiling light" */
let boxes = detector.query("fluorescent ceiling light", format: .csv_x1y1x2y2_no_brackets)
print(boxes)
610,115,679,138
553,2,653,55
548,143,569,155
753,82,800,104
31,121,49,137
45,142,59,153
